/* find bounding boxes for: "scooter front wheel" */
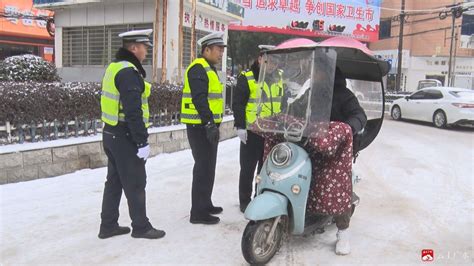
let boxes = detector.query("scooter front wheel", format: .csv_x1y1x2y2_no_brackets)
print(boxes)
241,218,284,265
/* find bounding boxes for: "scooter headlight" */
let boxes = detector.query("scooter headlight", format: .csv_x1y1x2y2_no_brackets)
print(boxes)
270,143,292,167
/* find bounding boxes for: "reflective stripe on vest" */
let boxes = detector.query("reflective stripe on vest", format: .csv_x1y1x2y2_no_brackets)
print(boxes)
244,70,283,126
101,61,151,127
180,58,224,124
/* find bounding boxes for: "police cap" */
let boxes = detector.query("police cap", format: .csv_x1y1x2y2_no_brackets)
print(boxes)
119,29,153,47
198,32,227,48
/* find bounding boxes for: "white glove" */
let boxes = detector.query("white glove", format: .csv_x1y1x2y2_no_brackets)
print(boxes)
137,145,150,161
237,129,248,144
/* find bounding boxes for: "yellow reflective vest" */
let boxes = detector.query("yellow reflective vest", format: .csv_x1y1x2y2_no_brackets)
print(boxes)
243,70,283,126
180,58,224,124
101,61,151,127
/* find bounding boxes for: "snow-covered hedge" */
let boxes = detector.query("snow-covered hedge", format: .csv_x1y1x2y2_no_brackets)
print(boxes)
0,55,60,82
0,82,183,125
385,92,411,103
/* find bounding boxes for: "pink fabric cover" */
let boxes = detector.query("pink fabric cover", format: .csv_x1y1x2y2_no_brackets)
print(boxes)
317,36,374,56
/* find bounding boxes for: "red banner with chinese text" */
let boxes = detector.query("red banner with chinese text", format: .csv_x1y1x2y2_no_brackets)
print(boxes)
229,0,382,42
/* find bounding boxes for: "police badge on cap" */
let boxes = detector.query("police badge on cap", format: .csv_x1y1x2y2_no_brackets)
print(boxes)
119,29,153,47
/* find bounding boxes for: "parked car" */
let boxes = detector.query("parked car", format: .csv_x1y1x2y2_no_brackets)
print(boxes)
390,87,474,128
416,79,442,90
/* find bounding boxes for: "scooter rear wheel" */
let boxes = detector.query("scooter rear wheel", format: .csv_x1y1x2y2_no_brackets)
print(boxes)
241,218,284,265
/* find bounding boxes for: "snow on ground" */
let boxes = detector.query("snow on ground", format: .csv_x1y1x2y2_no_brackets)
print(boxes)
1,119,473,265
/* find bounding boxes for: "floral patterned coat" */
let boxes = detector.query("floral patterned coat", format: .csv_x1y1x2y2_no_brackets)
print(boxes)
251,115,353,216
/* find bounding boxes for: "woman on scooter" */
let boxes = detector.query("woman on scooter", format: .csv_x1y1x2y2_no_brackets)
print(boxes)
307,66,367,255
256,66,366,255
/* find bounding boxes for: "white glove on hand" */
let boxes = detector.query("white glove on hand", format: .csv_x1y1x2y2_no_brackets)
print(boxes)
137,145,150,161
237,129,248,144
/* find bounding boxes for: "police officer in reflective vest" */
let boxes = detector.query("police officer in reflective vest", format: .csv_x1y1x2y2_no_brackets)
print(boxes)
99,29,165,239
181,32,226,225
232,45,284,213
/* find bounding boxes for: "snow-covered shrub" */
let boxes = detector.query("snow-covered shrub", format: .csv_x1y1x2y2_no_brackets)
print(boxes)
149,82,183,114
0,82,183,125
0,55,60,82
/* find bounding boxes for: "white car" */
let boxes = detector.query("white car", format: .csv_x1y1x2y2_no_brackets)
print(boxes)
390,87,474,128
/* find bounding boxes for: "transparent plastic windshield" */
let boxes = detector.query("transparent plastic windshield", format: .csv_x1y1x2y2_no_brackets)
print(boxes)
346,79,384,120
250,48,336,141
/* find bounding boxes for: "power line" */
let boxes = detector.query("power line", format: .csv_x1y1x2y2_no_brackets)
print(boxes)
383,15,456,26
0,11,55,37
395,0,405,92
344,0,455,13
407,15,442,24
389,22,474,39
0,12,52,21
379,6,448,13
346,0,474,16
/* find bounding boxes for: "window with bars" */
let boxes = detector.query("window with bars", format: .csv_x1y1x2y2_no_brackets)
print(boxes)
63,23,153,67
182,27,223,72
183,27,210,67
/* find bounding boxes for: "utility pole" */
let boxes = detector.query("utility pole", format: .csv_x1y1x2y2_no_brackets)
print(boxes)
152,0,160,83
161,0,168,83
178,0,184,82
447,5,461,87
452,31,459,86
191,0,197,61
396,0,406,92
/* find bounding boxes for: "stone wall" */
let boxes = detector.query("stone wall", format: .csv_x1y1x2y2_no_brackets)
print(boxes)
0,121,236,185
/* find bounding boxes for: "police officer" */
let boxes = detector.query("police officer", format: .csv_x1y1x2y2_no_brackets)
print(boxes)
232,45,283,213
98,29,165,239
181,32,226,225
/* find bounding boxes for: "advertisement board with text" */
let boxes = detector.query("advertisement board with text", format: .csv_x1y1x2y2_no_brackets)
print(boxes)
229,0,382,42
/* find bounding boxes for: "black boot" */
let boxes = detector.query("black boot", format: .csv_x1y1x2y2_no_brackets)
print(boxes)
131,228,166,239
98,226,131,239
207,206,223,215
190,214,220,225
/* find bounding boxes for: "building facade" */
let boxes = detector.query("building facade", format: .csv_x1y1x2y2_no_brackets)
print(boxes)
370,0,474,91
0,0,54,61
34,0,243,82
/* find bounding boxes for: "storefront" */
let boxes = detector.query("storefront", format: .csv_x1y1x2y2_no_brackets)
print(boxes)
0,0,54,61
34,0,243,82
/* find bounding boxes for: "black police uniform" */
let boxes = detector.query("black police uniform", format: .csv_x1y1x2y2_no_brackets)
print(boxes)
100,48,152,235
232,61,265,211
186,58,222,223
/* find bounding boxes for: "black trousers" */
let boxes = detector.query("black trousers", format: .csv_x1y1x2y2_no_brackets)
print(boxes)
187,125,219,217
100,130,152,234
334,210,351,230
239,130,265,206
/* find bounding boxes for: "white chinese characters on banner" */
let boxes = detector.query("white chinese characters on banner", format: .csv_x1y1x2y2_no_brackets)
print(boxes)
22,10,34,27
183,10,227,33
4,5,49,28
36,10,50,28
4,6,19,24
231,0,382,42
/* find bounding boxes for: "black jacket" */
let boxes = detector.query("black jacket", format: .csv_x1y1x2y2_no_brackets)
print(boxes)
110,48,148,147
232,61,260,129
187,56,219,126
330,77,367,135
